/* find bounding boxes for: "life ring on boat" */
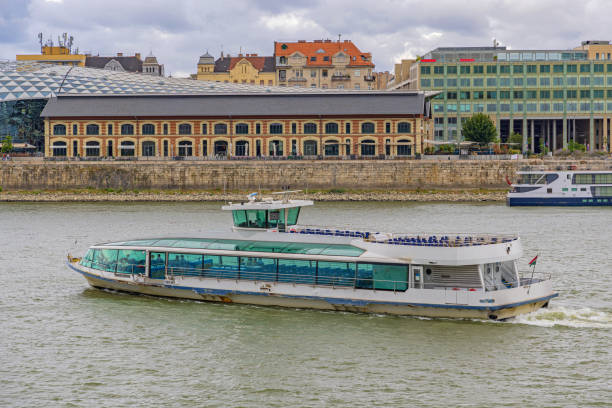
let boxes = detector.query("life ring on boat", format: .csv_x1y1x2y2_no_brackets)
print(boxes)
501,277,513,288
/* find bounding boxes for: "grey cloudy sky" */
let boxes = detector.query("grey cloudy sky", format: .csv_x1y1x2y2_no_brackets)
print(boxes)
1,0,609,77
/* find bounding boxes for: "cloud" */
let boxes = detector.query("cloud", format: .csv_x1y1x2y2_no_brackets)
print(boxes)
1,0,609,75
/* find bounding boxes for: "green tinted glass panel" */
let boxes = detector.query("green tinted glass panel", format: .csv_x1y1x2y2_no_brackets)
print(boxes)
92,249,118,272
203,255,239,279
116,249,145,274
233,210,248,227
167,252,202,276
287,207,300,225
317,262,355,287
356,264,374,289
150,252,166,279
278,259,316,284
267,209,285,229
240,257,276,281
372,264,408,291
80,249,95,268
246,210,267,228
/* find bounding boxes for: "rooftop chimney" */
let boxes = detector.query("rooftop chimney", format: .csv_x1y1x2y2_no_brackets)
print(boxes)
135,52,141,59
117,52,123,57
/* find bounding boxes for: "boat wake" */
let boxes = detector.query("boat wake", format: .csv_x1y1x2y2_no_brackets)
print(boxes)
511,305,612,329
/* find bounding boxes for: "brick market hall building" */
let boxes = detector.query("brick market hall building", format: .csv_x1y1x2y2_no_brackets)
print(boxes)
42,92,433,159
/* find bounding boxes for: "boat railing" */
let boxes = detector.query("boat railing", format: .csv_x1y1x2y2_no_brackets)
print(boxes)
285,226,518,247
483,271,552,291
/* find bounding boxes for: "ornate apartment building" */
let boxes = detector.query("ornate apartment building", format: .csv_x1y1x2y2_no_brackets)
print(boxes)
195,52,275,86
274,40,375,90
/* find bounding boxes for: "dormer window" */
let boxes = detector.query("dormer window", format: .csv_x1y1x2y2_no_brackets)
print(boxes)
323,56,329,61
281,44,288,50
310,56,316,61
316,48,325,53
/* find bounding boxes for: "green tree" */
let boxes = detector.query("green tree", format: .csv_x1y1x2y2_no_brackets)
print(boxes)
508,132,524,151
461,113,497,146
1,134,13,153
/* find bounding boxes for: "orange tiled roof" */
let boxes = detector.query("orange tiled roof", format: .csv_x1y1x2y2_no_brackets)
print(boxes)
274,40,374,67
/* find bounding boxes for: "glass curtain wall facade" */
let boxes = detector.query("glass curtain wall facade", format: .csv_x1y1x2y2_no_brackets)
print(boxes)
417,47,611,152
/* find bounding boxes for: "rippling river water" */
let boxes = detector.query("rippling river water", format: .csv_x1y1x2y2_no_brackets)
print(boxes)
1,201,610,407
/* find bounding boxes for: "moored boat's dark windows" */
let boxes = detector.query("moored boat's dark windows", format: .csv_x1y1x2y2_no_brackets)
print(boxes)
240,257,277,281
232,210,248,227
80,249,95,268
371,264,408,291
267,209,285,230
278,259,316,284
356,264,374,289
116,249,146,274
317,262,356,287
246,210,267,228
150,252,166,279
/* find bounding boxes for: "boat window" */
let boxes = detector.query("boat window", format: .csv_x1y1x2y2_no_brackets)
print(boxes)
232,210,248,227
371,264,408,291
268,209,285,229
355,264,374,289
80,249,95,268
574,173,612,184
167,253,202,276
91,249,119,272
278,259,316,284
240,257,276,281
317,262,356,287
116,250,146,274
519,173,546,185
246,210,267,228
545,174,559,184
593,186,612,196
286,207,300,226
150,252,166,279
203,255,239,279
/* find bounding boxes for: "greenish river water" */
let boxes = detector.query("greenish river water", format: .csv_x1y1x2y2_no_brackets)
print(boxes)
1,202,610,407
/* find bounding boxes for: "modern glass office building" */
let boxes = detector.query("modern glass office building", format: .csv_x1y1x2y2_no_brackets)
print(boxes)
411,45,612,152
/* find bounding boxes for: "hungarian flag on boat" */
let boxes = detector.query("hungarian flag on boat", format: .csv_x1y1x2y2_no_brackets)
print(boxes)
529,255,538,266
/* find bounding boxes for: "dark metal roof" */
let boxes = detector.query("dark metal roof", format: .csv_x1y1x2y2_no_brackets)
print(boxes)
41,92,427,118
85,56,143,72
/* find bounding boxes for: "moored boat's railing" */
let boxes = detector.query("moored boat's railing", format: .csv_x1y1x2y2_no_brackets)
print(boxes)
285,226,518,247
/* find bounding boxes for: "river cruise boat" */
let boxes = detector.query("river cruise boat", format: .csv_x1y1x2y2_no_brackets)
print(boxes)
508,170,612,206
67,194,557,320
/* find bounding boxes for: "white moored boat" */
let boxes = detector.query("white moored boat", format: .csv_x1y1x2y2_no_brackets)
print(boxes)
68,193,557,320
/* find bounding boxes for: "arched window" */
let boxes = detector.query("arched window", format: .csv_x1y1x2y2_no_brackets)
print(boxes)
361,122,375,133
52,141,67,157
269,123,283,134
214,123,227,134
178,140,193,156
53,124,66,135
235,123,249,135
398,122,412,133
142,123,155,135
178,124,192,135
397,139,412,156
360,139,376,156
345,138,351,155
85,141,100,157
86,124,99,135
303,123,317,134
324,140,339,156
269,140,283,156
235,140,249,156
142,141,156,157
120,140,135,156
121,124,134,135
303,140,317,156
325,123,338,134
214,140,228,156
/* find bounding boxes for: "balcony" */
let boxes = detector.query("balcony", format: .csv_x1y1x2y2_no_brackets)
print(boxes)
364,75,375,81
331,74,351,81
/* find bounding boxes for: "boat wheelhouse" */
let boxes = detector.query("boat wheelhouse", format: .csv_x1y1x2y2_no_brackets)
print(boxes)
68,195,557,320
508,170,612,206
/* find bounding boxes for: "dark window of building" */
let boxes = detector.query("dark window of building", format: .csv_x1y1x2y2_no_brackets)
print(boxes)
72,140,78,156
107,140,113,157
527,90,537,99
361,122,375,133
72,124,78,135
460,66,470,74
345,123,351,134
473,65,483,74
291,123,297,134
310,56,316,62
163,140,168,156
235,123,249,134
447,91,457,99
269,140,283,156
540,65,550,73
236,140,249,156
553,90,564,99
607,64,612,73
580,90,591,98
500,91,510,99
121,124,134,135
178,140,193,156
500,65,510,74
120,140,135,156
540,90,550,98
84,141,100,157
567,90,577,98
325,122,338,134
593,89,604,98
142,123,155,135
53,124,66,135
256,123,261,134
513,91,524,99
52,141,67,156
397,122,411,133
433,66,444,74
460,91,470,100
269,123,283,134
323,56,329,62
553,64,564,73
303,140,317,156
594,64,604,73
566,64,577,73
86,124,99,135
345,138,351,155
486,65,496,74
473,91,484,99
214,123,227,134
201,123,207,135
385,122,391,133
322,69,328,77
527,65,537,73
303,122,317,134
486,91,497,99
580,64,590,73
142,141,155,156
360,139,376,156
108,124,113,135
513,65,523,74
202,140,207,156
163,123,168,135
178,123,192,135
421,66,431,75
291,139,297,155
